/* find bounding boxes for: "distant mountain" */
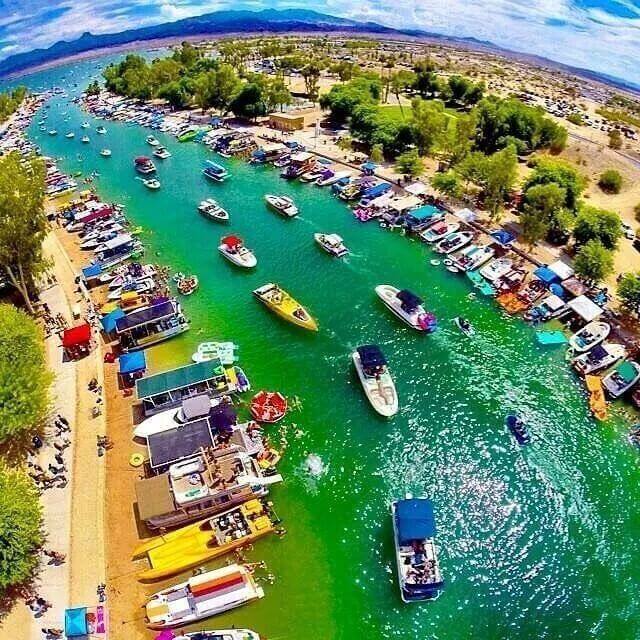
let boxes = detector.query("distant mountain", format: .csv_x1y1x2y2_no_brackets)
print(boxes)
0,9,395,77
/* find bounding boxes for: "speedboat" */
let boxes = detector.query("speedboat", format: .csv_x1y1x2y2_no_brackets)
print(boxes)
602,360,640,398
218,235,257,268
568,321,610,353
81,135,90,143
132,499,276,581
454,316,474,336
81,122,90,129
265,194,298,218
435,231,473,254
142,178,160,190
479,257,513,282
153,145,171,159
450,244,493,272
420,221,460,243
505,414,531,444
314,233,348,257
48,130,57,135
96,126,107,134
316,170,351,186
65,132,75,139
253,283,318,331
203,160,229,182
100,148,111,157
134,156,156,174
146,135,160,146
572,342,626,376
375,285,437,332
177,631,260,640
107,276,155,300
523,294,566,323
198,198,229,222
352,345,398,417
300,168,324,182
391,496,443,602
144,564,264,629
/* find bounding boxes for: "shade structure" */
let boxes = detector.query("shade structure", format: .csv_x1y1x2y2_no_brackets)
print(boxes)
548,259,574,281
209,402,238,432
62,323,91,348
221,235,242,248
82,263,102,279
395,498,436,544
357,344,387,368
561,276,588,298
534,266,559,285
404,181,428,196
100,308,125,333
119,351,146,375
65,607,88,637
455,207,476,221
567,295,603,322
490,229,515,246
406,204,440,222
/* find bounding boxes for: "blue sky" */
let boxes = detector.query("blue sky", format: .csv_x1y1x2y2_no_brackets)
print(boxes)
0,0,639,84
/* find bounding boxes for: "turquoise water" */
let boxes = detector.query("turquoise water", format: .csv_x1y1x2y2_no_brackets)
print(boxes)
13,57,640,639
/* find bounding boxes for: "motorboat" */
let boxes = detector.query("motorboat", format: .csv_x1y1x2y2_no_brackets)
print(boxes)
218,235,257,268
435,231,473,254
454,316,474,337
523,294,566,323
108,263,155,289
265,194,298,218
203,160,229,182
134,156,156,174
198,198,229,222
81,135,90,143
133,499,277,581
420,221,460,243
144,564,264,628
568,321,610,353
391,496,443,602
479,257,513,282
178,127,198,142
250,390,287,423
65,132,75,139
142,178,161,190
314,233,348,258
176,630,260,640
107,276,156,300
316,170,351,187
96,126,107,134
177,274,198,295
352,345,398,417
375,285,437,332
300,168,324,182
153,146,171,159
100,148,111,157
505,414,531,444
572,342,626,376
602,361,640,398
253,283,318,331
273,154,291,168
48,130,57,135
451,244,494,272
81,122,90,129
146,135,160,146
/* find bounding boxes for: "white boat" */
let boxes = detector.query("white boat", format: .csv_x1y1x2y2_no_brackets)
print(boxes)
452,244,495,272
96,126,107,134
375,285,437,332
265,194,298,218
300,168,324,182
178,631,260,640
107,276,155,300
568,321,610,353
392,496,444,602
81,122,90,129
573,342,626,376
65,132,75,139
479,257,513,282
48,130,57,135
108,264,155,289
100,148,111,157
435,231,473,254
218,235,257,268
314,233,348,257
316,170,351,186
144,564,264,629
81,135,90,143
199,198,229,222
142,178,161,190
420,221,459,243
602,360,640,398
146,135,160,146
352,345,398,417
454,316,475,337
154,146,171,159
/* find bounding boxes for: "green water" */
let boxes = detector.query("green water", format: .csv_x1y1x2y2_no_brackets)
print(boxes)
13,57,640,639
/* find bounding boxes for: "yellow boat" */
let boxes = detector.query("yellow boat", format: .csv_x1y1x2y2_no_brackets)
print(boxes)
132,499,276,581
585,374,608,421
253,282,318,331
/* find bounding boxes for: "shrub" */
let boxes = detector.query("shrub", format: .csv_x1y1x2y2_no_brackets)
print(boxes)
598,169,623,194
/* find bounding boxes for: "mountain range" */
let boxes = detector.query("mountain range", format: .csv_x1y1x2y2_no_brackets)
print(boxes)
1,8,639,94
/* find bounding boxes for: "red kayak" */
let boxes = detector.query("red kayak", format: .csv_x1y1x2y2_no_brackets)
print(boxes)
250,391,287,423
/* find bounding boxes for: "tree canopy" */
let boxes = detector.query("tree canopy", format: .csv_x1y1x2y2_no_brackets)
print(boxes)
0,463,43,590
598,169,623,194
617,272,640,315
0,86,27,123
319,75,382,123
0,304,52,443
573,206,622,250
573,240,614,283
522,159,586,212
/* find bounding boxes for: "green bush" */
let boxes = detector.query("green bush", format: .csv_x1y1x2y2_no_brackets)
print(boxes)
598,169,623,194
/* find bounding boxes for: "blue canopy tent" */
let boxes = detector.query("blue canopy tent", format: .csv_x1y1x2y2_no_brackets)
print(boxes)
405,204,443,230
360,161,376,175
81,264,102,281
549,283,565,298
119,350,146,387
491,229,516,246
100,308,125,333
395,498,436,544
357,344,387,369
65,607,88,637
534,266,560,285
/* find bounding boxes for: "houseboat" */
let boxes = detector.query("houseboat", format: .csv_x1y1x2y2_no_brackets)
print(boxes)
281,151,315,179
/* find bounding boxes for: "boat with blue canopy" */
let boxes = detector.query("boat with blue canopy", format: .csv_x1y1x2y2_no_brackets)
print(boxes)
392,496,444,602
202,160,229,182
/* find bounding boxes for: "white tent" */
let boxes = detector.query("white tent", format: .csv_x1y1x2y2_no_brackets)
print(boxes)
405,182,428,196
567,295,603,322
388,195,422,213
549,260,574,281
455,208,476,221
543,294,566,311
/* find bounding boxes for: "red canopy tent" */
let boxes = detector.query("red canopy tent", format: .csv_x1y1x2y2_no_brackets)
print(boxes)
62,323,92,359
221,235,242,248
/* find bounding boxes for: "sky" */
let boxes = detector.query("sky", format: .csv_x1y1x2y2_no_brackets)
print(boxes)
0,0,639,84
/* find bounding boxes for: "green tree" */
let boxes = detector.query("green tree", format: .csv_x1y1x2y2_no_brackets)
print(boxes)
85,80,101,96
0,304,52,442
389,70,416,116
573,240,614,283
522,158,586,211
320,75,381,122
521,182,572,243
0,86,28,122
0,464,43,589
0,153,48,313
431,171,462,199
483,145,518,220
369,144,384,163
608,129,623,149
573,206,622,249
395,149,424,178
265,77,293,112
229,83,267,120
520,209,549,249
301,63,321,103
172,41,200,68
157,81,190,109
598,169,623,194
437,112,476,167
410,98,447,156
617,272,640,315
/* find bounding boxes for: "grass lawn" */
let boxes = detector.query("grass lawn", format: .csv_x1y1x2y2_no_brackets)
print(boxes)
378,103,459,121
